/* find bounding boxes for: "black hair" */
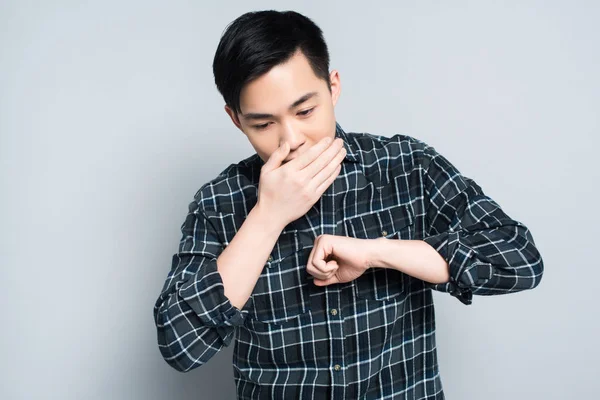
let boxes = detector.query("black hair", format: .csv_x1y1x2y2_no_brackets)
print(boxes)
212,10,331,115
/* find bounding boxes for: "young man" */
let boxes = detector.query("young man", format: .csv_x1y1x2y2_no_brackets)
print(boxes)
153,10,544,399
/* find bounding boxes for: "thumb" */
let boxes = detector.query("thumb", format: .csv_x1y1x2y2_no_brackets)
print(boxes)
262,142,289,173
313,274,340,287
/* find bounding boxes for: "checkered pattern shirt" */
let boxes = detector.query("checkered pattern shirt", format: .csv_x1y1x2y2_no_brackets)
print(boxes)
153,122,544,399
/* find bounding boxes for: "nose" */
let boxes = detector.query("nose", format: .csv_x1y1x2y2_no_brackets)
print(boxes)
280,123,305,153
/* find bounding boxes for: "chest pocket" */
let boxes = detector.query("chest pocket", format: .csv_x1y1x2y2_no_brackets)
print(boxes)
344,203,415,301
248,230,313,325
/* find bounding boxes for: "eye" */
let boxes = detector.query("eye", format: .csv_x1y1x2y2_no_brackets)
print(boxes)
298,107,315,116
254,122,270,130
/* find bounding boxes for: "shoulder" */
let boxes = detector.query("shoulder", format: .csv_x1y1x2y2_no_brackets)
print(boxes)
187,153,261,216
344,129,435,167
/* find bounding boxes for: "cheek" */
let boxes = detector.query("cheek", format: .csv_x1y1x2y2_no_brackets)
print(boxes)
315,106,336,131
308,112,335,139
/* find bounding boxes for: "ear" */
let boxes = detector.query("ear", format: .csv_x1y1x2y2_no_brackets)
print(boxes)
224,105,245,133
329,70,341,107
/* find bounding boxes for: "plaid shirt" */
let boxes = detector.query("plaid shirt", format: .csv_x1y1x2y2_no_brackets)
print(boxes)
154,123,543,399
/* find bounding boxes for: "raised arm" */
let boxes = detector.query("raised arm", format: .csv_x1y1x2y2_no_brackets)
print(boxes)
419,144,544,305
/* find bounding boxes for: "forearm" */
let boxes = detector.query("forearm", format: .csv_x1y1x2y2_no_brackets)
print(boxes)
217,204,285,309
368,238,450,284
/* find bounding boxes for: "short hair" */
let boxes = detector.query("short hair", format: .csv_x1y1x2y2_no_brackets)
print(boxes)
212,10,331,114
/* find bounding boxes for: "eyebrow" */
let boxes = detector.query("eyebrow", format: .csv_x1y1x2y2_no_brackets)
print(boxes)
241,92,319,121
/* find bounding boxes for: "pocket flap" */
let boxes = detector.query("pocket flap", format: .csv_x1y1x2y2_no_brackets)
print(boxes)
344,203,414,239
266,230,305,267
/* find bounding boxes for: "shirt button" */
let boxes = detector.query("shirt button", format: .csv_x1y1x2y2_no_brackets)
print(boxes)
267,255,273,262
334,364,341,371
330,308,338,316
381,230,388,237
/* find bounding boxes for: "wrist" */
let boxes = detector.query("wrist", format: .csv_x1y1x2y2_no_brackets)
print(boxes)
366,237,390,270
251,202,286,236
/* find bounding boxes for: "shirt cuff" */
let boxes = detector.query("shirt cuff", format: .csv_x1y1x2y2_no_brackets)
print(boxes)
422,230,494,305
178,257,248,331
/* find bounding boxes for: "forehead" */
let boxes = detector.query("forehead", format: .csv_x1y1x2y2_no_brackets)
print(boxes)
239,51,327,113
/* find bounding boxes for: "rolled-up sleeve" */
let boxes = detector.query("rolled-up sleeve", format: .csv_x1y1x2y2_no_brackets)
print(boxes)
153,200,247,372
420,144,544,305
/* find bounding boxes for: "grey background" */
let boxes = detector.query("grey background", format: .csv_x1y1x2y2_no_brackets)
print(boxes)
1,1,598,399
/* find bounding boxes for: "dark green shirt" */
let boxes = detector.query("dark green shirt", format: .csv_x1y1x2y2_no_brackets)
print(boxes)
154,122,543,399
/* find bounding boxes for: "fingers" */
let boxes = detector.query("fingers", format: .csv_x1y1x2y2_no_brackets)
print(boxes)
303,138,345,178
291,136,334,170
262,142,289,173
314,258,339,275
313,274,340,286
307,236,339,280
309,259,339,281
304,140,344,195
313,161,342,195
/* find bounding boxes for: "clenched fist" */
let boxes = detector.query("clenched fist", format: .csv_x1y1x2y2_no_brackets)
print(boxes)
307,235,376,286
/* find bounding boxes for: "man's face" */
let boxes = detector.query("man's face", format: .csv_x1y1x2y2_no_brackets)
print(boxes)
225,50,341,164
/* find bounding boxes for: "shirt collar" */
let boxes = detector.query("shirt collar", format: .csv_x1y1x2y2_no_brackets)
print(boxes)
335,122,360,163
